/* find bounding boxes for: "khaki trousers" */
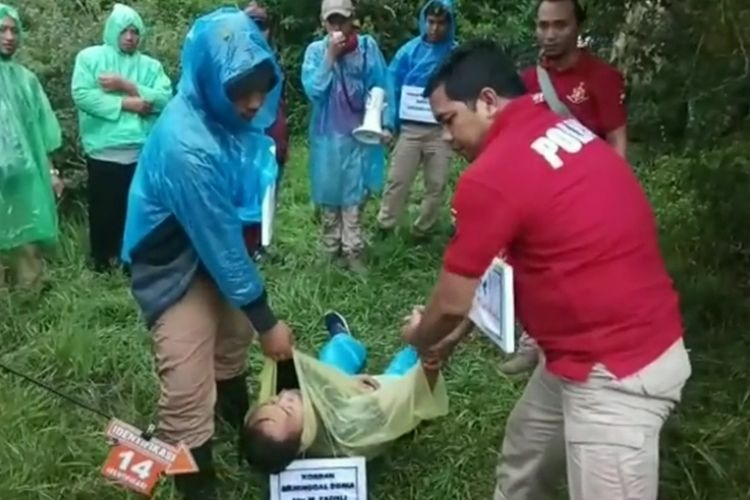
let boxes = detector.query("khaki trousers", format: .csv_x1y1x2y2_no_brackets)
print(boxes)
322,206,363,256
377,123,453,233
494,338,691,500
0,244,44,288
152,276,256,448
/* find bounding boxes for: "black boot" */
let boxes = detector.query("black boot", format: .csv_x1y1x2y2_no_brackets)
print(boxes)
173,440,217,500
215,374,250,431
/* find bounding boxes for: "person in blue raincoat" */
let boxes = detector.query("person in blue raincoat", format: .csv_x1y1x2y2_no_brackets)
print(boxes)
377,0,456,240
120,8,292,499
301,0,390,274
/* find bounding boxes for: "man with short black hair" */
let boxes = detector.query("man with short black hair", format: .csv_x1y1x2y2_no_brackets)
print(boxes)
403,40,690,500
523,0,627,156
121,8,293,499
376,0,456,240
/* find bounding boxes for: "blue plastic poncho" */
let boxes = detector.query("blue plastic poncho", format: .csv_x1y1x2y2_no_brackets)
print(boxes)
121,7,282,307
0,4,62,251
387,0,457,132
301,34,388,208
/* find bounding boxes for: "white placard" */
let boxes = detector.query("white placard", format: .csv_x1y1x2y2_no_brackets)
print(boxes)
469,258,516,353
398,85,438,124
269,457,367,500
261,181,275,247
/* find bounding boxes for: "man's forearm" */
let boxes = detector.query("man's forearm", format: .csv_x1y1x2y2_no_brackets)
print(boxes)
412,302,464,352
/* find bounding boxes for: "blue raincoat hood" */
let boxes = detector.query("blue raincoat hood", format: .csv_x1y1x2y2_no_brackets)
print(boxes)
386,0,456,130
178,7,282,133
419,0,456,43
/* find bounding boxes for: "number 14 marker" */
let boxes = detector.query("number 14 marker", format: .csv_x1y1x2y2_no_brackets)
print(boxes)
100,418,198,497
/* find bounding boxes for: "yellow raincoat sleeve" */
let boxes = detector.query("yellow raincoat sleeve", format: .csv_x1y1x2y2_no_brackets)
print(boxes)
70,48,124,122
136,59,172,112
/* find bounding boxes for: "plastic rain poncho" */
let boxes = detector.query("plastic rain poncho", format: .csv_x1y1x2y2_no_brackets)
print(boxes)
0,4,62,251
301,34,388,207
258,350,449,459
387,0,457,132
71,3,172,156
121,7,283,307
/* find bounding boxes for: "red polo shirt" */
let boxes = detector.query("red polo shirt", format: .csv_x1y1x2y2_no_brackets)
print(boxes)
444,95,682,382
521,50,626,138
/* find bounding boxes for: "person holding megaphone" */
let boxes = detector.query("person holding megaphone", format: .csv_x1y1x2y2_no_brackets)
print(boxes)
302,0,390,274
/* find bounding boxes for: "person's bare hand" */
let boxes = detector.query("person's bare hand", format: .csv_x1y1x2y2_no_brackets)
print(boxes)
259,321,295,361
98,74,126,92
401,306,424,345
381,129,393,145
123,97,152,116
326,31,346,61
51,174,64,199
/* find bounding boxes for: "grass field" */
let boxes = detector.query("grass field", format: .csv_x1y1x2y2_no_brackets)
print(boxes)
1,144,749,500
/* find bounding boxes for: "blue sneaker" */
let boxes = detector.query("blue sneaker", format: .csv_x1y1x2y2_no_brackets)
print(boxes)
324,310,351,338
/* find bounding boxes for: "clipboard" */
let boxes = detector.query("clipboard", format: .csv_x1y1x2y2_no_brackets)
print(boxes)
469,257,516,353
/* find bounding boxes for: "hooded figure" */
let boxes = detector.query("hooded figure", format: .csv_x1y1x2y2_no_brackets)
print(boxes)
0,3,62,287
120,8,293,500
71,3,172,272
301,0,389,274
377,0,457,239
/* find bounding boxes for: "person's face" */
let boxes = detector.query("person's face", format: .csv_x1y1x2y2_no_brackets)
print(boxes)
0,16,19,58
119,26,140,54
324,14,354,36
232,89,267,121
429,84,503,161
248,390,304,442
425,13,449,43
535,0,580,59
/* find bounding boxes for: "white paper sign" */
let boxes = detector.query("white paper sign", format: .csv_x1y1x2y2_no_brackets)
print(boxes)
269,457,367,500
469,258,516,353
399,85,438,124
261,181,275,247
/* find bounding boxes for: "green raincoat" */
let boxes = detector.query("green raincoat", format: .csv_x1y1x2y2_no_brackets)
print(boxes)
71,3,172,156
0,4,62,251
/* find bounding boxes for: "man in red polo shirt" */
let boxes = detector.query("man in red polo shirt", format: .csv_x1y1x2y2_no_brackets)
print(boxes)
523,0,627,157
402,41,691,500
502,0,629,375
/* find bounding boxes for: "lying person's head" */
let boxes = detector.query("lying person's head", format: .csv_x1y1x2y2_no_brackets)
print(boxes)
241,389,305,474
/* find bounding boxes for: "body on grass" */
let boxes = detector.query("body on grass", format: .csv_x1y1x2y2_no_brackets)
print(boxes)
241,312,465,475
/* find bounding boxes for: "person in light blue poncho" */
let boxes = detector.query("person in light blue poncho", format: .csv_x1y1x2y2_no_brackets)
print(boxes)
120,7,293,499
377,0,456,240
302,0,390,274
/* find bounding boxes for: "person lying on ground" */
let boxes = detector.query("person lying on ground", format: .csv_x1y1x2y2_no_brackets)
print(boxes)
241,310,470,475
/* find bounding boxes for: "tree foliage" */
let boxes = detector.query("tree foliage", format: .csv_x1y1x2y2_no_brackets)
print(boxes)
12,0,750,165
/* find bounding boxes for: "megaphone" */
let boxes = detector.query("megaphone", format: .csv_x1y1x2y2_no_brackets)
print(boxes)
353,86,387,145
